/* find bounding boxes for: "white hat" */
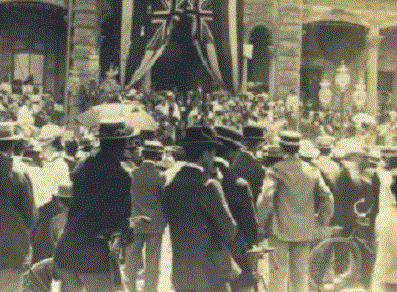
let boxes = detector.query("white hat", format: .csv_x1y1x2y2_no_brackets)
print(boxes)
299,140,320,159
38,124,63,142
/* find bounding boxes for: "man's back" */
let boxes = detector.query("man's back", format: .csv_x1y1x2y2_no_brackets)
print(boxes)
131,161,167,234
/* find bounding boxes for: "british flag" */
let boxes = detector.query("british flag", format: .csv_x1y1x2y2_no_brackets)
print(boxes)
124,0,243,94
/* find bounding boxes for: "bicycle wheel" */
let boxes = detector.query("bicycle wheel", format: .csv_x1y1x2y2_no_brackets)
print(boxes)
309,237,362,291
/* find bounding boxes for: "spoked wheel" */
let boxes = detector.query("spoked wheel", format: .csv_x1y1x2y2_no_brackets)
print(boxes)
309,237,363,291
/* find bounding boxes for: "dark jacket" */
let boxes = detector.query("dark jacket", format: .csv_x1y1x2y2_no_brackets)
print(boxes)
131,161,167,234
54,150,131,274
231,150,265,203
216,159,258,247
0,157,35,270
161,163,251,291
31,199,62,264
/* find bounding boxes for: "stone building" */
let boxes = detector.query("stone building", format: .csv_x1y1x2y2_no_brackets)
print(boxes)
244,0,397,117
0,0,118,103
3,0,397,119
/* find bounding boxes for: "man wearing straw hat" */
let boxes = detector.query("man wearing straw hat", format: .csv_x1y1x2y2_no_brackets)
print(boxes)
257,130,334,292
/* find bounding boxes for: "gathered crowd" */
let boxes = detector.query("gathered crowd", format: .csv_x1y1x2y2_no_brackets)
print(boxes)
2,84,397,292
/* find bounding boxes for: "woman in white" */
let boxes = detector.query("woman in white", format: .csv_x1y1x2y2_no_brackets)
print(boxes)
37,125,71,206
372,166,397,291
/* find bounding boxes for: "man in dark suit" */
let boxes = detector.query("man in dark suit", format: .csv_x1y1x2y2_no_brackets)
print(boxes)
215,126,258,248
0,122,35,292
54,118,138,292
231,126,266,203
124,140,168,292
161,126,255,292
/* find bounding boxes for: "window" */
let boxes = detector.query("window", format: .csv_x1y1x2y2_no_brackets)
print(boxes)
14,53,44,86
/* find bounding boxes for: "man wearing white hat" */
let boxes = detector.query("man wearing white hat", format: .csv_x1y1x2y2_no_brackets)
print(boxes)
257,131,334,292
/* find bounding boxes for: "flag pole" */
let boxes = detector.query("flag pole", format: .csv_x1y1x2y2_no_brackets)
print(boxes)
120,0,134,89
64,0,73,130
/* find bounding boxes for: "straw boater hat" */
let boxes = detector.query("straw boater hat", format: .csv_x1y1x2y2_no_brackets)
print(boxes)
299,140,320,159
278,130,301,147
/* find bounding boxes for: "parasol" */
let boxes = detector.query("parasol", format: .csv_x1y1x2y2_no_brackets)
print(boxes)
76,103,159,131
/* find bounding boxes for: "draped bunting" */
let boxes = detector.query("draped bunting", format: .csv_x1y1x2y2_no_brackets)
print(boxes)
124,0,244,95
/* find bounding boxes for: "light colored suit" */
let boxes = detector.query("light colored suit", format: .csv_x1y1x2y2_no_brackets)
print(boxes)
257,155,334,292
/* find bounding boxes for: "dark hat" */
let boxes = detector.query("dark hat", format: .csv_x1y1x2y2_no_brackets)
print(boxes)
97,118,139,140
215,126,244,150
279,130,301,147
215,126,243,142
243,126,265,141
263,145,284,158
179,126,225,150
0,122,23,141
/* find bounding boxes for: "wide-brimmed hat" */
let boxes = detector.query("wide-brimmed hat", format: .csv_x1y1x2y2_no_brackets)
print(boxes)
279,130,301,147
97,118,139,140
215,126,244,150
315,135,335,150
179,126,225,150
0,122,23,141
243,126,266,141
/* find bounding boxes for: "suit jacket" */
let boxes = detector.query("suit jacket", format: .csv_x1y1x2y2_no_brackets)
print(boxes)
0,168,35,270
231,150,265,203
216,159,258,247
31,199,62,264
131,160,167,234
161,163,251,291
54,150,131,274
259,156,334,242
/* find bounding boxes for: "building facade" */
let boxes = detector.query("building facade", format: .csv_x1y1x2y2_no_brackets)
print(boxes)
244,0,397,117
3,0,397,119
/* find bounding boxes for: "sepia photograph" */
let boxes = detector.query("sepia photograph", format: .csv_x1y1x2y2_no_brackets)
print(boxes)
1,0,397,291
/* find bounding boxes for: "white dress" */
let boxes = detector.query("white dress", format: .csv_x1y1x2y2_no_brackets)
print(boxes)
372,169,397,291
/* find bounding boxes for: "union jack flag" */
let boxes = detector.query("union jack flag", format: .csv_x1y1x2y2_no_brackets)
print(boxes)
125,0,243,94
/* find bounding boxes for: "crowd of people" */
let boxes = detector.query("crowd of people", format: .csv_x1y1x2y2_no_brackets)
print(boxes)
2,83,397,292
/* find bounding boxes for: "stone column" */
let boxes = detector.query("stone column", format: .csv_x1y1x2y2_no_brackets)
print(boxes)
366,27,383,117
268,44,277,100
65,0,100,130
240,43,254,94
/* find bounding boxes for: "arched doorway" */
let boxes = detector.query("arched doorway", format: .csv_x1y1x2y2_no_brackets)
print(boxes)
301,21,367,111
0,2,67,102
247,26,272,93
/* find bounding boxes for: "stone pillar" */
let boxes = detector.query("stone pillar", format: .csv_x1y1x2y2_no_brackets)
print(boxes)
240,43,254,93
65,0,100,130
366,27,383,117
274,0,303,101
268,44,277,100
